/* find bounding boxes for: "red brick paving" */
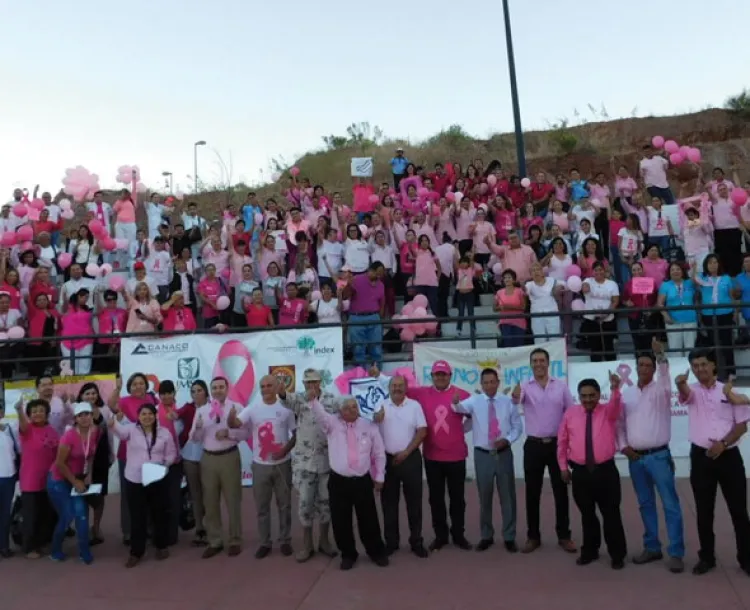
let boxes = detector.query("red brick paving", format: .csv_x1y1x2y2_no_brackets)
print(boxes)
2,480,750,610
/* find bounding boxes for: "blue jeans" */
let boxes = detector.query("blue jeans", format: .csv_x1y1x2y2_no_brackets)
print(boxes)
500,324,525,347
0,476,15,552
47,474,91,559
348,313,382,367
629,449,684,558
648,235,670,254
609,245,622,284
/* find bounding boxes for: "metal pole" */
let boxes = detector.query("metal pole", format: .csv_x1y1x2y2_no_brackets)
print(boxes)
193,146,198,193
502,0,527,177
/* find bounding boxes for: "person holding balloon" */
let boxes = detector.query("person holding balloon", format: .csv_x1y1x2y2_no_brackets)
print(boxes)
60,288,95,375
639,143,675,205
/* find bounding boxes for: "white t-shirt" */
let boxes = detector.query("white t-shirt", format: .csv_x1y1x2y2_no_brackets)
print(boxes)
375,397,427,454
38,245,58,279
639,156,669,189
570,206,595,232
647,208,670,237
145,251,172,286
147,203,166,237
583,278,619,322
60,278,97,310
0,308,23,331
525,278,559,313
312,298,341,324
45,204,61,223
548,254,573,282
317,241,344,278
344,239,371,273
617,228,641,256
237,400,296,465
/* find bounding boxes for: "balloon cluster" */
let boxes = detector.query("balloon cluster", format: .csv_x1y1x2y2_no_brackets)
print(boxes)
391,294,438,342
0,326,25,341
116,165,148,193
86,219,128,254
59,198,75,221
651,136,701,166
62,166,101,202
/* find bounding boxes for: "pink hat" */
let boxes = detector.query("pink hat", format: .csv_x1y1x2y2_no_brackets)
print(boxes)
431,360,452,375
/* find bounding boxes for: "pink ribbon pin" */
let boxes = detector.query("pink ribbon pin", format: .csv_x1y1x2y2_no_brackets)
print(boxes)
208,400,223,421
433,405,450,434
616,363,633,387
213,340,256,406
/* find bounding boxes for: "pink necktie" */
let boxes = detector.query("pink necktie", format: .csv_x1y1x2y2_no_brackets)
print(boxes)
488,397,500,445
346,424,359,470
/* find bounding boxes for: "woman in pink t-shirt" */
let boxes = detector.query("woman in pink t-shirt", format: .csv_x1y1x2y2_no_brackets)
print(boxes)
113,189,138,269
414,235,441,315
276,282,308,326
245,287,274,328
60,288,95,375
494,269,527,347
161,291,197,333
15,397,59,558
470,207,496,267
95,289,128,373
197,263,225,327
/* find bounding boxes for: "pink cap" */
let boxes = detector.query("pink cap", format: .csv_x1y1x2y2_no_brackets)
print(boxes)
431,360,452,375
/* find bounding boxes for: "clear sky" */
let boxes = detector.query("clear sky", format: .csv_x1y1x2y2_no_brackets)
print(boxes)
1,0,748,198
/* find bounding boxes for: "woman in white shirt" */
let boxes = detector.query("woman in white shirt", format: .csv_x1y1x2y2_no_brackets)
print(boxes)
0,401,17,558
617,213,644,285
581,262,620,362
525,262,562,344
343,224,370,274
310,283,347,324
70,226,100,273
317,227,344,289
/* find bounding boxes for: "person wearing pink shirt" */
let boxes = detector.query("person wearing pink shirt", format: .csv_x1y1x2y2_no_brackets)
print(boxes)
308,395,388,571
95,289,128,373
558,373,626,569
676,349,750,576
60,288,95,376
113,187,138,269
469,207,495,267
711,182,742,276
413,235,441,315
488,232,537,284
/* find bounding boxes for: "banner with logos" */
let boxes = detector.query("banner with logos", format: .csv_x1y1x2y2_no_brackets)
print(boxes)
120,328,345,485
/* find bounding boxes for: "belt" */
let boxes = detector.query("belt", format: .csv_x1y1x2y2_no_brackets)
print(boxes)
569,459,615,470
203,446,238,457
633,445,669,456
527,436,557,444
349,311,379,316
475,446,509,456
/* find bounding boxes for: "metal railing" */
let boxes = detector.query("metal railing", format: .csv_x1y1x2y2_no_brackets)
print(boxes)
0,301,747,381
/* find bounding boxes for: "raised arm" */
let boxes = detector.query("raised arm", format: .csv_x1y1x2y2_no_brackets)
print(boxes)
310,398,336,433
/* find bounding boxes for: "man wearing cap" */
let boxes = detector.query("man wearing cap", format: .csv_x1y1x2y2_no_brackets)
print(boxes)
126,262,158,298
277,369,340,562
389,148,410,190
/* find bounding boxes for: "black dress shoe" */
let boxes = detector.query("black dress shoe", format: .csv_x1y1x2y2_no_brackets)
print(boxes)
611,558,625,570
340,557,356,571
504,541,518,553
280,543,293,557
385,545,399,556
429,538,448,551
254,546,272,559
453,537,473,551
475,539,494,552
692,560,716,575
576,553,600,566
372,555,389,567
411,544,429,558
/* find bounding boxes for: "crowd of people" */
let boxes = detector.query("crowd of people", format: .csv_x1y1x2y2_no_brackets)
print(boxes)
1,344,749,578
1,146,750,376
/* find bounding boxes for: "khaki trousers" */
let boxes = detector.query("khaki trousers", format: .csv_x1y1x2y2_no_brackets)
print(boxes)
201,448,242,548
252,461,292,547
183,459,205,532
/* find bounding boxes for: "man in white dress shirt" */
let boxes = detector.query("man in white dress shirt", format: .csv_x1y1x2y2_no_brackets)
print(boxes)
374,375,429,558
618,338,685,573
452,368,523,552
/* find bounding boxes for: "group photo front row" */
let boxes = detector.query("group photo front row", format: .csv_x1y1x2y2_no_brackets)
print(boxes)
0,340,749,578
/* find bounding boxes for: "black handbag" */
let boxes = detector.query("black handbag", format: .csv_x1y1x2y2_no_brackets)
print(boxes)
179,485,196,531
662,236,685,264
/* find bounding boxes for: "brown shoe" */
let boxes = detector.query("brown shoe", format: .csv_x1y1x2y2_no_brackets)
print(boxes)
558,539,577,553
125,555,140,568
155,549,170,561
202,546,223,559
521,540,541,554
227,545,242,557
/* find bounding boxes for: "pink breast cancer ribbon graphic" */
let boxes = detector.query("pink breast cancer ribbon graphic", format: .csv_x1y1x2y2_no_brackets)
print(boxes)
616,363,634,387
257,422,284,460
433,405,450,434
213,340,256,406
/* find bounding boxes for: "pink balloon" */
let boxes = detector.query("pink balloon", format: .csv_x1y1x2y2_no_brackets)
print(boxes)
27,208,41,221
290,167,300,177
17,225,33,242
651,135,665,149
19,241,33,252
368,194,380,205
88,219,104,235
114,238,129,250
431,204,441,217
6,326,25,340
0,332,7,341
57,253,73,270
411,323,427,336
520,177,531,188
0,233,16,247
566,276,582,292
487,175,498,187
220,268,231,279
60,209,75,220
85,264,101,277
423,314,438,333
669,152,684,166
679,145,691,157
216,295,231,311
492,263,503,275
311,290,322,301
417,187,430,198
12,204,28,218
109,274,125,290
400,328,416,342
687,148,702,164
571,299,585,312
392,314,405,331
664,140,679,154
412,294,428,309
565,264,582,279
401,302,415,316
29,198,45,210
446,192,456,203
101,238,116,251
731,188,749,206
412,306,427,318
100,263,113,276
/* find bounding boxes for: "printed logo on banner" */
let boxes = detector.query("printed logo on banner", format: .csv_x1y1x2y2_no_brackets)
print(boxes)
269,365,296,392
131,342,190,356
178,358,200,380
350,377,387,420
296,335,336,357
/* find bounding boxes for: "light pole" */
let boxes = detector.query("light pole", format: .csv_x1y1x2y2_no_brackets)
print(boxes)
161,171,173,193
193,140,206,192
501,0,527,177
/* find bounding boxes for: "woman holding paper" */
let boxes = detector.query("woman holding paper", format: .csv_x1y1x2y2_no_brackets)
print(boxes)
47,402,100,564
621,261,659,355
110,403,177,568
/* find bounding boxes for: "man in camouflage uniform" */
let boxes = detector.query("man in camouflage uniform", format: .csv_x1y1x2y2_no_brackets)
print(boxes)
278,368,340,562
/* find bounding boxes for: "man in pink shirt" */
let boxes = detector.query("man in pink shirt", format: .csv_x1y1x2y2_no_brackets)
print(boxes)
677,348,750,576
557,373,626,569
488,232,537,284
309,396,388,571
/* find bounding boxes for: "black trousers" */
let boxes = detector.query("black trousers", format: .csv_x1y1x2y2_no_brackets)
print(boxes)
437,274,451,320
580,319,617,362
424,459,466,542
714,228,742,276
328,471,385,561
126,478,169,558
165,463,183,546
689,445,750,566
382,451,424,549
570,459,626,561
21,491,55,553
523,438,570,541
700,314,736,380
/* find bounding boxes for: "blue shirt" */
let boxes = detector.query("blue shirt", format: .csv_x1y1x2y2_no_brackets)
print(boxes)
569,180,590,202
697,274,734,317
241,205,263,244
658,279,697,323
390,156,409,175
734,273,750,320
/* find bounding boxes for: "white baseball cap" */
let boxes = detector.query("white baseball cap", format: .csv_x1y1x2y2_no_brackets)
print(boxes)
73,403,93,416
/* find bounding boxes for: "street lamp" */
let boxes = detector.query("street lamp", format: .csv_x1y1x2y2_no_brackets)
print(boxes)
193,140,206,192
161,171,173,193
501,0,527,177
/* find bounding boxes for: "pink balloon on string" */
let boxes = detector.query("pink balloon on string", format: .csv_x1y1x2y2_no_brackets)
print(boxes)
565,264,582,279
651,135,665,148
290,167,300,177
664,140,679,154
12,204,28,218
687,148,702,164
412,294,428,309
669,152,684,166
731,188,748,206
17,225,33,242
57,253,73,270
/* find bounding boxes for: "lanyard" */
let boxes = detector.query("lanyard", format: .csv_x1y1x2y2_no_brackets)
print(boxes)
80,428,92,475
140,426,154,461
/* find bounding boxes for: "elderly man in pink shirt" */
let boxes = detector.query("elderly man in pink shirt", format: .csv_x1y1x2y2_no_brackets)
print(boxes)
487,232,537,284
310,396,388,571
558,372,626,570
677,348,750,576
